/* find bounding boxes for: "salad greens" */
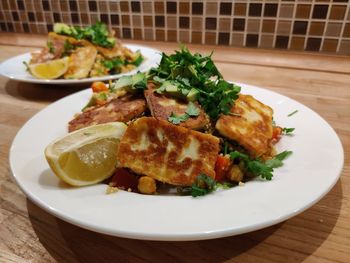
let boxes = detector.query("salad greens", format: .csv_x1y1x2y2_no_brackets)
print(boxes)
54,22,116,48
149,46,241,119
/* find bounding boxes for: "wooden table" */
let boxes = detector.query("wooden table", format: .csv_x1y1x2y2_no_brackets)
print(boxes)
0,33,349,263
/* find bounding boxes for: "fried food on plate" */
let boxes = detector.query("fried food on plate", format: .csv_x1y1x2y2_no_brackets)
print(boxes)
117,117,220,186
216,94,274,157
68,94,146,132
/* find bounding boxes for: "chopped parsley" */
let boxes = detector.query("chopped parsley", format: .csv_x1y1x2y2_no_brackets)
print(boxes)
149,46,241,119
168,102,200,124
282,127,295,134
47,41,55,54
229,150,293,180
287,110,298,117
54,22,115,48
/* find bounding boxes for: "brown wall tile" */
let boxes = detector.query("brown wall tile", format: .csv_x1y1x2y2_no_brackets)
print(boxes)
192,17,203,31
205,32,217,45
219,18,231,32
325,22,342,37
329,5,346,20
154,2,164,14
309,22,325,36
145,28,154,41
144,16,153,27
133,15,142,27
167,30,177,42
179,2,190,14
142,2,152,13
260,35,274,48
247,19,260,33
179,30,190,43
231,33,244,46
280,4,294,18
192,31,202,44
339,40,350,55
262,20,276,33
234,3,246,16
167,16,177,29
290,37,305,51
296,4,311,19
206,2,218,16
343,23,350,37
322,39,338,52
277,20,292,35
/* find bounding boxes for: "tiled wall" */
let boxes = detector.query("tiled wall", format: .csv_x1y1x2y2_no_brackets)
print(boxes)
1,0,349,55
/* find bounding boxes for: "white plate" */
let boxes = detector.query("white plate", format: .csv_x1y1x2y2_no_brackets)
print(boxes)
0,44,161,84
9,83,344,241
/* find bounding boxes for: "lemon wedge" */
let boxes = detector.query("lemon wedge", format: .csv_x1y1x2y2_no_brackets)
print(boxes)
45,122,127,186
29,57,69,79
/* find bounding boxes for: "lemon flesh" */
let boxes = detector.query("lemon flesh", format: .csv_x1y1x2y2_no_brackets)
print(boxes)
29,57,69,79
45,122,127,186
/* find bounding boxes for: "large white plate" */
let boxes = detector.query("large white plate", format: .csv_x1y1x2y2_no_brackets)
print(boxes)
0,44,161,84
9,83,344,241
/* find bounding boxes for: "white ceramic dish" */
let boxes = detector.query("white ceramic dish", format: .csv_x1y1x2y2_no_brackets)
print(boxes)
0,44,161,84
9,83,344,241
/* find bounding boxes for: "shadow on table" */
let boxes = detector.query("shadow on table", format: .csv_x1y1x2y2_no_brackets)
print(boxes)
27,180,343,263
3,79,88,102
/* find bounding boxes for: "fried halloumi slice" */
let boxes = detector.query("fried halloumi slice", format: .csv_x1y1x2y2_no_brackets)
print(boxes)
144,83,210,130
215,94,273,157
68,94,146,132
64,46,97,79
118,117,220,186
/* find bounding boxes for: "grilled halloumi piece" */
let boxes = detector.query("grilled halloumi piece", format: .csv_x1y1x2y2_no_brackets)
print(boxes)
118,117,220,186
215,94,273,157
144,83,210,130
68,94,146,132
64,46,97,79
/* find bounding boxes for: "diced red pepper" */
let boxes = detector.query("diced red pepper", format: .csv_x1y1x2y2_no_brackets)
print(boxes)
272,126,283,142
109,168,138,192
91,81,108,93
214,155,231,182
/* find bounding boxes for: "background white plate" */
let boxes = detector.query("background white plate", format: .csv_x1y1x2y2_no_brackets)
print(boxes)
0,44,161,84
9,83,344,241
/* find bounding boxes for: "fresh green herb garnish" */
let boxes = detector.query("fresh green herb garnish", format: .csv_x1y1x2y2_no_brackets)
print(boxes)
168,102,200,124
186,102,200,116
149,46,241,119
168,112,189,124
54,22,115,48
282,127,295,134
191,174,216,197
62,40,74,57
103,58,124,70
130,51,144,66
47,41,55,54
287,110,298,117
229,150,293,180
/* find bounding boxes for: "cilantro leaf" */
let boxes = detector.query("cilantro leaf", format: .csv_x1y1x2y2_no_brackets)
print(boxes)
282,127,295,134
229,150,293,180
168,112,189,124
149,46,240,120
191,174,216,197
186,102,200,116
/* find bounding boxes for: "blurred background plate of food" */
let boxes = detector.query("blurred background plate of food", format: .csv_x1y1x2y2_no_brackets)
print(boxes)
0,22,161,84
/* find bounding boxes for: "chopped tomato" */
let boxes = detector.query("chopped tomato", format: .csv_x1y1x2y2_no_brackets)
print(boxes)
272,126,283,141
215,155,231,182
109,168,138,192
91,81,108,93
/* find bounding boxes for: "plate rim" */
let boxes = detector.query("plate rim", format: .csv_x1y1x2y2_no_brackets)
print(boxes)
8,83,344,241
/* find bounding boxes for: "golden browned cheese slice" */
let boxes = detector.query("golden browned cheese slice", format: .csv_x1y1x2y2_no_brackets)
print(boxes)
68,94,146,132
144,83,210,130
117,117,220,186
64,46,97,79
215,94,274,157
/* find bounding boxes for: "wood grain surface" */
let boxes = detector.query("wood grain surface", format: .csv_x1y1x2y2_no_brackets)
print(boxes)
0,33,349,263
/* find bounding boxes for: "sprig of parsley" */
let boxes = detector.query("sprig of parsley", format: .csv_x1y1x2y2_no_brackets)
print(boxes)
229,150,293,180
168,102,200,124
149,46,241,119
282,127,295,134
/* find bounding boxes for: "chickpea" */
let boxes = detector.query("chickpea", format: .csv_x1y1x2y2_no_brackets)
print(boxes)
227,164,244,183
138,176,157,194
